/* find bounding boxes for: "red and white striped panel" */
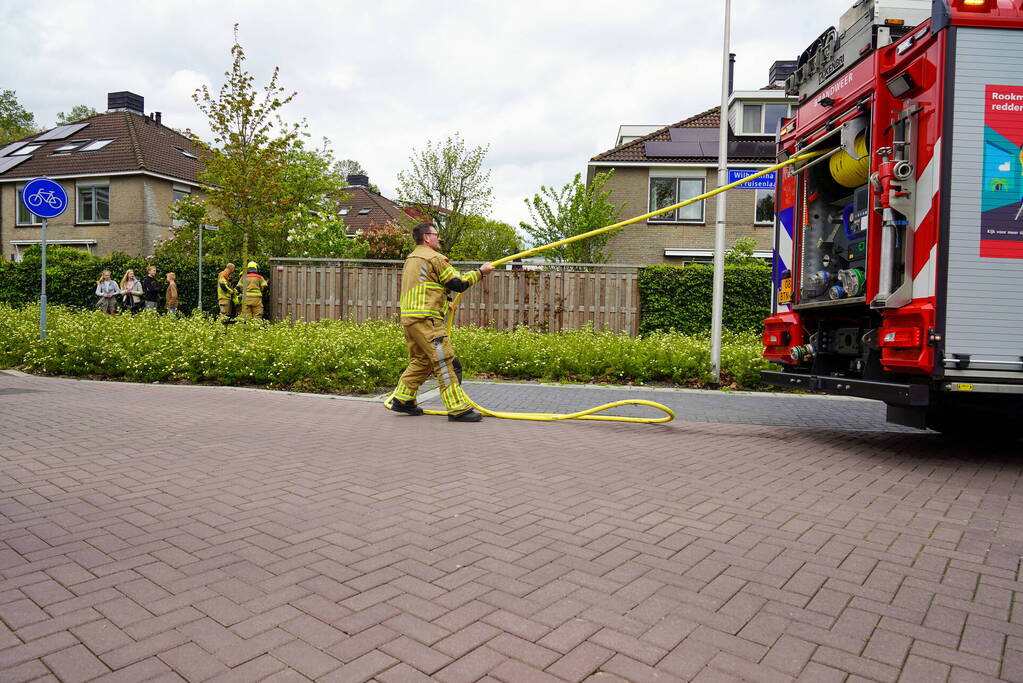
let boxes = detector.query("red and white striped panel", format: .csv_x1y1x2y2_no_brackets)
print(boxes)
912,138,940,300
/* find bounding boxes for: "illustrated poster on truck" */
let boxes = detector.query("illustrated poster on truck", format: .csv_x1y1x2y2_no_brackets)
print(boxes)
981,84,1023,258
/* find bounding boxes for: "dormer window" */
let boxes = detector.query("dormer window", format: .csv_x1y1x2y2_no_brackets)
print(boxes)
173,146,198,159
741,103,791,135
339,208,350,215
358,208,371,215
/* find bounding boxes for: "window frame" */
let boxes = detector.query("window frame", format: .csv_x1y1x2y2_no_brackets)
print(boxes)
76,179,110,225
648,176,706,224
15,183,43,226
754,187,775,226
740,102,792,136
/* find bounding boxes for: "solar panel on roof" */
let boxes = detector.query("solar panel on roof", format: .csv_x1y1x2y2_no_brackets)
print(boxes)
645,141,704,157
668,127,719,143
35,122,90,142
0,141,28,157
0,156,30,174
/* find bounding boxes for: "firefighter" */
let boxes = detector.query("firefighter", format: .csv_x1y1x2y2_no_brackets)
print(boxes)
238,261,268,324
385,222,494,422
217,263,237,323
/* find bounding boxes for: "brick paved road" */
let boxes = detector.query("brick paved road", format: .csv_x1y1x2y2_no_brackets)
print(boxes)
1,372,1021,682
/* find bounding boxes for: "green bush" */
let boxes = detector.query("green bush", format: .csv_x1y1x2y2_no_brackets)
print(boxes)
0,247,249,316
638,263,772,335
0,305,771,391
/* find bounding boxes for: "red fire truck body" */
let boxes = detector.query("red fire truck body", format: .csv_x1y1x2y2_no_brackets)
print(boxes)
761,0,1023,436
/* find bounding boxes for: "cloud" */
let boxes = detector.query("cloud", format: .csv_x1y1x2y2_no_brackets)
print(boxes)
3,0,857,228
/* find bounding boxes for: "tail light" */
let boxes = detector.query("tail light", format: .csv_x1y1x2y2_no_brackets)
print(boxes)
879,327,923,348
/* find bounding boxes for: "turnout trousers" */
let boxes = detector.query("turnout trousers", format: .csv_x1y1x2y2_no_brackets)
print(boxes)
391,317,471,415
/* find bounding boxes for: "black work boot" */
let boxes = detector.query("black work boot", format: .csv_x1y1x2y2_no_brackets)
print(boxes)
448,409,483,422
385,398,424,416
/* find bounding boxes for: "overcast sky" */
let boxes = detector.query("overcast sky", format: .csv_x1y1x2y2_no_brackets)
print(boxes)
1,0,854,228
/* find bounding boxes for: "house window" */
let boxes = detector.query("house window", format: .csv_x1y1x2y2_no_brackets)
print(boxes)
79,139,114,152
339,208,350,215
77,181,109,224
172,186,190,203
52,140,90,155
173,146,198,159
755,188,775,225
358,208,371,215
15,184,43,226
649,177,705,223
742,103,790,135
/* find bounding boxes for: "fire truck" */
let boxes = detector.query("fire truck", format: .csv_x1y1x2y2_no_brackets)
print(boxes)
761,0,1023,437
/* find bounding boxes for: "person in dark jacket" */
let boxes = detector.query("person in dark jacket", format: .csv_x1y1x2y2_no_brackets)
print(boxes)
141,266,161,311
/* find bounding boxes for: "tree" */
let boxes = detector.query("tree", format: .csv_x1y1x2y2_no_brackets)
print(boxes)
357,220,415,260
333,158,380,193
724,236,763,267
286,219,368,259
520,171,622,264
446,216,523,262
56,105,99,125
396,133,492,255
189,25,304,265
0,90,37,144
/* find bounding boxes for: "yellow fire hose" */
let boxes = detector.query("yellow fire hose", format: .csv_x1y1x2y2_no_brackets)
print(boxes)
414,152,820,424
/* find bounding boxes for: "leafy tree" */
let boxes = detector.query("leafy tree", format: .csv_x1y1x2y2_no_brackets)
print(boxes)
724,236,764,267
333,158,380,193
396,133,492,255
357,221,415,260
55,105,99,125
189,25,304,265
446,216,523,262
156,195,211,262
0,90,37,144
520,171,621,264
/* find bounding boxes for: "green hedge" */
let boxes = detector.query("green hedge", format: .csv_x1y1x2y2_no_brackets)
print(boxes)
638,264,771,335
0,247,257,315
0,305,772,390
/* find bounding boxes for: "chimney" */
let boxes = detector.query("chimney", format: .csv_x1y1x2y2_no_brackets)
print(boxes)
769,60,797,86
155,112,162,125
107,91,144,114
347,174,369,187
728,53,735,95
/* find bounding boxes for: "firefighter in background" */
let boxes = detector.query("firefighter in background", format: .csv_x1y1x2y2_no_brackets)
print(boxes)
238,261,268,324
385,222,494,422
217,263,237,323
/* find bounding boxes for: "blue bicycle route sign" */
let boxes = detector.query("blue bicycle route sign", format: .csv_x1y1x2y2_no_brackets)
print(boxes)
21,177,68,219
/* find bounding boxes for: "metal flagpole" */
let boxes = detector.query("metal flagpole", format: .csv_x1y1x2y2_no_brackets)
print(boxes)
711,0,731,385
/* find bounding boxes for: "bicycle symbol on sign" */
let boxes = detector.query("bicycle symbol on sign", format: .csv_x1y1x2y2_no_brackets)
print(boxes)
27,189,65,211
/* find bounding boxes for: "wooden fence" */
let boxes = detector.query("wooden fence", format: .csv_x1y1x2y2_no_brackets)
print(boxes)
268,258,641,334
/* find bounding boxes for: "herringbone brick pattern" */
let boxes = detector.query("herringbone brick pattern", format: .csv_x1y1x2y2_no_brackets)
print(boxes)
0,373,1021,681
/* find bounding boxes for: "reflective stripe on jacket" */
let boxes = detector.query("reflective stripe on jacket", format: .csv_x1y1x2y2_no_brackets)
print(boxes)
240,272,267,299
217,272,234,302
399,245,480,320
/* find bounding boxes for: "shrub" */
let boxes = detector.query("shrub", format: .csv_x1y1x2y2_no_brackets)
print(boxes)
0,305,772,391
638,263,772,335
0,248,251,316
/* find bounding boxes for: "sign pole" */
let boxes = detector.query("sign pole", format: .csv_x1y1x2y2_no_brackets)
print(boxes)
40,217,47,340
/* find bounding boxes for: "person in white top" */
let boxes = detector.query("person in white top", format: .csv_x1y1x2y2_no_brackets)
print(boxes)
95,270,119,314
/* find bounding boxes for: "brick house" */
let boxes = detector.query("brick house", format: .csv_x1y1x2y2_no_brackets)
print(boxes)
587,62,797,265
0,92,203,261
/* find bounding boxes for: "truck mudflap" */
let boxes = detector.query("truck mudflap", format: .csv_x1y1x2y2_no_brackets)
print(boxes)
760,370,930,406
